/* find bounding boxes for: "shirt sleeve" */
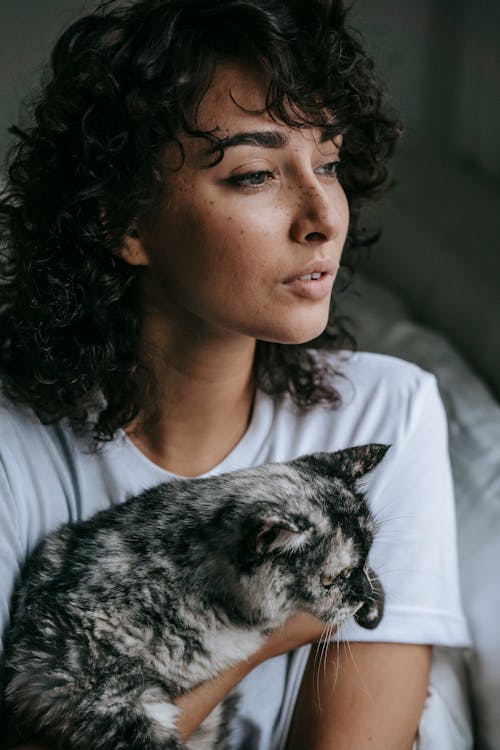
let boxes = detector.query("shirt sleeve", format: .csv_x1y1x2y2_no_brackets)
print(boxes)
338,372,471,646
0,445,27,732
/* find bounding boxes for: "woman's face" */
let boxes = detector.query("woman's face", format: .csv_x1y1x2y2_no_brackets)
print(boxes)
134,61,350,345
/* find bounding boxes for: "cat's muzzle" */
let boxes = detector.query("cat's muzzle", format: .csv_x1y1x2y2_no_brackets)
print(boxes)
353,568,385,630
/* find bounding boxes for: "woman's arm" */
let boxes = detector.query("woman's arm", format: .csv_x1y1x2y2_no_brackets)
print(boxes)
286,641,431,750
174,613,327,740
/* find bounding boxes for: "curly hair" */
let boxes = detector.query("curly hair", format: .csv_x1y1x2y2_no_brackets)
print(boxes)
0,0,402,442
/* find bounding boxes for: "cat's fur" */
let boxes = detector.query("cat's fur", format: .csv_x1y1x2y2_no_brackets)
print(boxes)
3,444,388,750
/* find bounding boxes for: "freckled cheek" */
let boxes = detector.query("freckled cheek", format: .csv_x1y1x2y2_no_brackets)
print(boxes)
197,215,278,290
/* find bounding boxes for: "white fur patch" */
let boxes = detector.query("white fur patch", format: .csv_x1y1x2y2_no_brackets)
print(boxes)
202,626,263,668
141,688,179,738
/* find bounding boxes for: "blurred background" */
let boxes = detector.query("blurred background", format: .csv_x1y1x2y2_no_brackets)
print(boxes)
0,0,499,399
350,0,500,401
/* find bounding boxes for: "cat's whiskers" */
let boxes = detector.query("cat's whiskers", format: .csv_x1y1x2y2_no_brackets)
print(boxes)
333,628,341,689
313,621,332,709
312,619,341,707
336,625,378,704
324,622,334,694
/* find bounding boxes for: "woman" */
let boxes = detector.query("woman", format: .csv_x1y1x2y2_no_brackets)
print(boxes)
0,0,469,748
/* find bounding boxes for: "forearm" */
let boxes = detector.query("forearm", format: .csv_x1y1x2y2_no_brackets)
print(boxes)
174,647,261,740
174,620,314,740
286,642,432,750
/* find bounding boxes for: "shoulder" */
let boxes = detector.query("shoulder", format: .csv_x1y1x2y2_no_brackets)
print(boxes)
0,395,93,540
264,350,444,468
315,348,441,433
0,396,45,480
325,349,442,435
0,395,69,472
320,348,436,395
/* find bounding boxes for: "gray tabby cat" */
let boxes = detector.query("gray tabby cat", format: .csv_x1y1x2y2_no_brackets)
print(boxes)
3,444,388,750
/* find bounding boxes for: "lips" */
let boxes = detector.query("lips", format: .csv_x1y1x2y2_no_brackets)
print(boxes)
283,259,336,284
282,271,335,301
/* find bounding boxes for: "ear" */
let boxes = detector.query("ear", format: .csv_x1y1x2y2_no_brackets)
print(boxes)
294,444,391,484
113,229,150,267
247,515,312,556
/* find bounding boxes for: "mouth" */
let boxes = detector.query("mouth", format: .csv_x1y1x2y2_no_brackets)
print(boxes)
282,271,334,301
283,259,337,284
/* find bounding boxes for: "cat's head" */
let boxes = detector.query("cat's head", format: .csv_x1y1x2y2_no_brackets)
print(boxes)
213,444,389,631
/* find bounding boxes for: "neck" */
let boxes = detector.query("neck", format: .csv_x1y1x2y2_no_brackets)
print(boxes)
126,319,257,477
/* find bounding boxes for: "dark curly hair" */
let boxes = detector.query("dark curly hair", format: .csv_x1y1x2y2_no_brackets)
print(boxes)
0,0,401,443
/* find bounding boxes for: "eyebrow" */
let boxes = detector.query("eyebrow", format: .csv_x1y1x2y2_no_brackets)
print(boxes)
201,128,338,158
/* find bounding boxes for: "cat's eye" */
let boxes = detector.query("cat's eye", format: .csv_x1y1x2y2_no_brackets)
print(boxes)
321,569,353,589
320,573,336,588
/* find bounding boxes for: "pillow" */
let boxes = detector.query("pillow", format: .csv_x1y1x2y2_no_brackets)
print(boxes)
337,274,500,750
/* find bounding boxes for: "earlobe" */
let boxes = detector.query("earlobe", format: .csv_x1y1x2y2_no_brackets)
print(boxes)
115,230,150,267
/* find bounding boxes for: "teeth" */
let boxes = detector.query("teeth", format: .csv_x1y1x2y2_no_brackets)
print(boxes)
299,272,322,281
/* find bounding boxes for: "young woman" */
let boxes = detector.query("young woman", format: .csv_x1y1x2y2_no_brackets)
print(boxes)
0,1,469,748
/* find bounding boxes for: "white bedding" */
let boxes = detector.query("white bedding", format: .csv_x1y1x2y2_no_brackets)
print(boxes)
337,274,500,750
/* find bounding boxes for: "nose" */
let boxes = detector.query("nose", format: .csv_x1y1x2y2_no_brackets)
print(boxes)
288,178,343,245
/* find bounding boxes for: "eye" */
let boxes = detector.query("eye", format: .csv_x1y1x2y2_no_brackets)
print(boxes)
320,573,335,588
315,160,341,178
227,170,277,190
320,568,353,589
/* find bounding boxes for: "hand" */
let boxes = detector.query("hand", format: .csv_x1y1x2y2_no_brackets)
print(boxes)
256,612,331,664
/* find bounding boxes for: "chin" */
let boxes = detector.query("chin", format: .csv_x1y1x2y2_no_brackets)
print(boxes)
259,318,330,346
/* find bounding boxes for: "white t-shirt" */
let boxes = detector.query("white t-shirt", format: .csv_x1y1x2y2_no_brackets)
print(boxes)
0,350,470,749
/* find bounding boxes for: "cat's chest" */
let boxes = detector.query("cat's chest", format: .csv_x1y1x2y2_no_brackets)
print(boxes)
201,624,264,671
164,617,265,688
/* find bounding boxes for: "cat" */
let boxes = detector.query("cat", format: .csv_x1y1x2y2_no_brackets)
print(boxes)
2,444,388,750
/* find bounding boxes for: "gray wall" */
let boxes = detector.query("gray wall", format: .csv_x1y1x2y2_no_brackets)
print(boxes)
0,1,86,160
350,0,500,397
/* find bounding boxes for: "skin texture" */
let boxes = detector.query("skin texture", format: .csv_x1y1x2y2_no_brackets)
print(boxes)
287,642,431,750
129,61,348,345
121,61,348,476
11,61,432,748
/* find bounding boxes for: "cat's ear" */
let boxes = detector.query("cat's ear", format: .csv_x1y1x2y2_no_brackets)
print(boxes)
247,515,312,556
295,444,391,484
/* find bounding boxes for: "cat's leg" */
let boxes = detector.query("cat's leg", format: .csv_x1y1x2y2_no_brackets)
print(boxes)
17,683,188,750
137,684,187,750
85,684,189,750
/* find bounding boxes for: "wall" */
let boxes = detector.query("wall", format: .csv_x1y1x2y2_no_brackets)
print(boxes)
350,0,500,398
0,0,85,161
